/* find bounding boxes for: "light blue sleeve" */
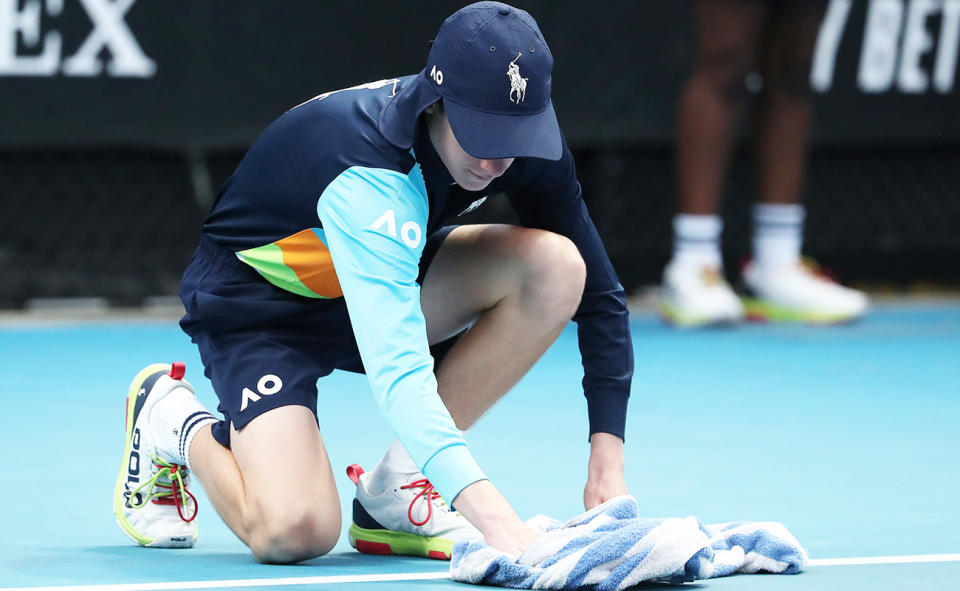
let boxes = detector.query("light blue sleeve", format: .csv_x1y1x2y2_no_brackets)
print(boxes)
316,165,486,503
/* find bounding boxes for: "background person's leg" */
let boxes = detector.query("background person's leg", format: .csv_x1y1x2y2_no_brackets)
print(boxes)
661,0,767,327
750,0,825,270
753,0,827,209
676,0,767,217
742,0,868,323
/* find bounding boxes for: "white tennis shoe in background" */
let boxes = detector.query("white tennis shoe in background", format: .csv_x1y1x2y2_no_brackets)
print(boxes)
742,259,869,323
660,257,745,327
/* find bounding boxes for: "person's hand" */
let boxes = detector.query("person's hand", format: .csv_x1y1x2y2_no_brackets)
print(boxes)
452,479,542,555
583,432,629,510
476,514,541,556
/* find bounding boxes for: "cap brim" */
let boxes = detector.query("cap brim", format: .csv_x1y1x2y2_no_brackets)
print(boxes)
444,99,563,161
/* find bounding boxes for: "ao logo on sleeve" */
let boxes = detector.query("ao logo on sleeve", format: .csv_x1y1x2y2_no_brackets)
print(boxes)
370,209,423,248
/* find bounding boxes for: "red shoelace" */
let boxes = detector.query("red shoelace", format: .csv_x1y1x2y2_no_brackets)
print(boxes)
400,479,442,526
151,463,199,522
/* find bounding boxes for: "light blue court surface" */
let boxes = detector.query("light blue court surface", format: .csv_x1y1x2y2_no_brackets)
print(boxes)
1,300,958,590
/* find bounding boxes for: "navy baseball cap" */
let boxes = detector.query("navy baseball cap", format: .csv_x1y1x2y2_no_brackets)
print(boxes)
423,2,563,161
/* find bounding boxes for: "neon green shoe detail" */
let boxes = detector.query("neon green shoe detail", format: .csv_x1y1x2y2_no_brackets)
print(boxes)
128,456,196,513
114,363,171,546
742,298,859,325
741,258,869,324
660,299,713,328
659,299,739,328
348,523,453,560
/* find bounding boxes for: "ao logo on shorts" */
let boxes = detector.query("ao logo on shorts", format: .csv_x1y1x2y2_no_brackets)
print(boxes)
240,374,283,412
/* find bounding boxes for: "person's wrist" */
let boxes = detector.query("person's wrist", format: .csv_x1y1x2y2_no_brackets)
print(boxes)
452,480,517,528
451,480,493,514
588,432,624,475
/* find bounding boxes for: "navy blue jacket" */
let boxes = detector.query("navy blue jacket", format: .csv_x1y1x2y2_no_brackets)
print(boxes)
202,73,633,500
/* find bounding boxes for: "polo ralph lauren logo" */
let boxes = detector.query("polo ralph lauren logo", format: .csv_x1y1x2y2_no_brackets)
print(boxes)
507,52,527,103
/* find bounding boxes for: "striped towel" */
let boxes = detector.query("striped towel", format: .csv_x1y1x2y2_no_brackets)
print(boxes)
450,495,806,590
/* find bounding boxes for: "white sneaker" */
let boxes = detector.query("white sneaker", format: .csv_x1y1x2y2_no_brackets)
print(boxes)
346,464,480,560
742,259,869,324
660,258,744,327
113,362,205,548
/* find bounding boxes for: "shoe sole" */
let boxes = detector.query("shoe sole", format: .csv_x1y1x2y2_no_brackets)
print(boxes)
113,363,197,548
742,299,864,325
348,523,452,560
659,301,742,328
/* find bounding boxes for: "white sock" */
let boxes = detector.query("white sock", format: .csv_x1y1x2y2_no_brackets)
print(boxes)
753,203,805,268
366,440,421,495
150,385,217,469
672,214,722,265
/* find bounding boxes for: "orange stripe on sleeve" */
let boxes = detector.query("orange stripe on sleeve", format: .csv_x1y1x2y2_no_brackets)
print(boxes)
276,230,343,298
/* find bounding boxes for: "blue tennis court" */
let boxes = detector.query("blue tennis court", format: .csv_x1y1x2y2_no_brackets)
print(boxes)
1,299,958,590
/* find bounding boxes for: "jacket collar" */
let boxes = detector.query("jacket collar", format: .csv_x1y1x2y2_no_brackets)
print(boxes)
379,70,440,151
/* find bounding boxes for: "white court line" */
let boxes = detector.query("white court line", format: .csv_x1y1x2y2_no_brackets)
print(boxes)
808,553,960,566
0,571,451,591
3,554,960,591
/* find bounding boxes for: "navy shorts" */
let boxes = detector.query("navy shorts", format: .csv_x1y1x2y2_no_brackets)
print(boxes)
178,228,457,448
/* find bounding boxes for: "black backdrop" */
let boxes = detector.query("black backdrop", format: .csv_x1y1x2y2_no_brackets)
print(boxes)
4,0,959,149
1,0,958,305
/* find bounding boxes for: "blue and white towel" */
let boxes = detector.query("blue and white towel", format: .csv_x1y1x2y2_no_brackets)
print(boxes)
450,495,806,590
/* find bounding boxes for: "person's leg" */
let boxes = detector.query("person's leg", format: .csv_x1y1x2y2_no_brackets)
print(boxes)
676,0,767,216
419,224,586,428
189,406,340,563
662,0,767,327
753,0,827,209
177,325,345,562
751,1,826,269
743,0,867,323
113,239,348,563
182,324,345,564
364,224,585,469
115,361,341,564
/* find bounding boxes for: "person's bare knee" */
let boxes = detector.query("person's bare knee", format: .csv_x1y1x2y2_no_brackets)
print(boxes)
517,230,586,319
248,504,340,564
228,406,341,563
692,0,765,102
